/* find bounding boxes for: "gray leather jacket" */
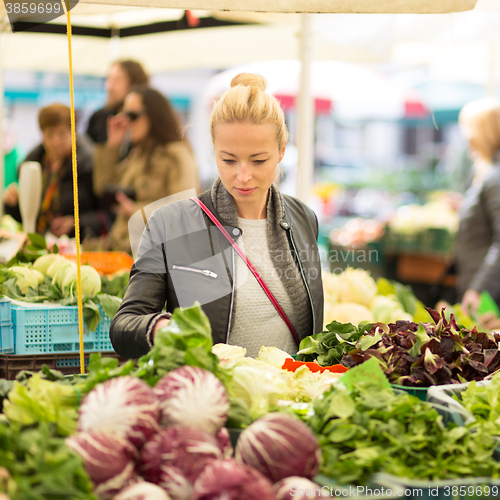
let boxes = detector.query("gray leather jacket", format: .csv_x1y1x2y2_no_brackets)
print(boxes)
110,189,324,359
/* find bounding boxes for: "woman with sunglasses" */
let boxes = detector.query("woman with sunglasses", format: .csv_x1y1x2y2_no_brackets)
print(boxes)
109,73,324,359
92,86,200,253
86,59,149,146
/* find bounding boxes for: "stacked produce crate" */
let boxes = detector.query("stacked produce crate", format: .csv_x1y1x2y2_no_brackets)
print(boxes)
0,251,133,378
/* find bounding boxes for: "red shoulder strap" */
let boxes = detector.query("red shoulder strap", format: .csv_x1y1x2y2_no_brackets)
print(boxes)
191,196,299,347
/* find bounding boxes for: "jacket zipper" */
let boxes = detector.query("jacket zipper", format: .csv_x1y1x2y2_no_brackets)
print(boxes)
282,222,316,336
171,265,217,279
226,248,236,343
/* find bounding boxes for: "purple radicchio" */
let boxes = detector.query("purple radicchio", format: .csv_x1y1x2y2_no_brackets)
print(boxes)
78,376,160,448
154,366,229,435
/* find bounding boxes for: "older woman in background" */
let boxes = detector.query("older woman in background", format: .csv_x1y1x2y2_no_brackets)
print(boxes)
3,103,103,239
92,86,200,253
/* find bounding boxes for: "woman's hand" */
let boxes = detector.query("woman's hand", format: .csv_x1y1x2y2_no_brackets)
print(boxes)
3,183,18,207
152,317,170,342
106,113,129,149
113,191,135,218
462,288,481,315
50,215,75,237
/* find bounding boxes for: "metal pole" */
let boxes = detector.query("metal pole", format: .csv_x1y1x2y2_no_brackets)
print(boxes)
296,13,314,203
487,34,498,97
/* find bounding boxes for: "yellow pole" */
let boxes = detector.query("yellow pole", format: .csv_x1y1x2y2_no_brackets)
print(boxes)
65,1,85,374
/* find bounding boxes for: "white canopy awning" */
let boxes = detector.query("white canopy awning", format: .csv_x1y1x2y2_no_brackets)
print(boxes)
0,0,479,19
0,0,480,205
0,22,382,75
75,0,477,14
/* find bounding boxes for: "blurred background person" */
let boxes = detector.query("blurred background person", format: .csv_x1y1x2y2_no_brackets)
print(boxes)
86,60,149,145
92,86,200,253
3,104,104,239
457,98,500,318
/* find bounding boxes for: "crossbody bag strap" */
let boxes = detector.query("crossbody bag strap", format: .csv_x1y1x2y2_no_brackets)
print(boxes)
191,196,299,347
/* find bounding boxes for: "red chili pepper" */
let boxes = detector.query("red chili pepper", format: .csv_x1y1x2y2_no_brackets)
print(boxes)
282,358,348,374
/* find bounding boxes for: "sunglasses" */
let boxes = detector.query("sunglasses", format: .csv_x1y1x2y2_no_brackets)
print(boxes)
124,110,146,122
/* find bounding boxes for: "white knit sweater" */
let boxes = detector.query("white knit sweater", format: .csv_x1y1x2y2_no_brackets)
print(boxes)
228,217,298,358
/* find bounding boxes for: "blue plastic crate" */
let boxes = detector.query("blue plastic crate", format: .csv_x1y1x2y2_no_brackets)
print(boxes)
0,299,14,354
12,303,114,355
0,299,11,324
97,310,113,351
56,357,90,368
0,322,14,354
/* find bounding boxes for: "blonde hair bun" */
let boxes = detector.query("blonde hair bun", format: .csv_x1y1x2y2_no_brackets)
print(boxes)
230,73,267,92
210,71,288,150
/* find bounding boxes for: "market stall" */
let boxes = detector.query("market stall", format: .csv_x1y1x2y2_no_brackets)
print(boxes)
4,0,500,498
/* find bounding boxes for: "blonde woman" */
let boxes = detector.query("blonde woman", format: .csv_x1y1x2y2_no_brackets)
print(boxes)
110,73,324,359
457,98,500,316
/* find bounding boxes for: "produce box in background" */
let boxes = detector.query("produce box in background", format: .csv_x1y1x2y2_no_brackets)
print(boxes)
328,242,385,279
384,226,455,256
385,198,458,256
0,352,125,379
10,302,113,355
327,217,386,279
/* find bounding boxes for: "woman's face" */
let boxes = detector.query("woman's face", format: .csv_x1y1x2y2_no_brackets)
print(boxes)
214,121,285,217
42,124,72,160
123,92,150,145
105,64,130,108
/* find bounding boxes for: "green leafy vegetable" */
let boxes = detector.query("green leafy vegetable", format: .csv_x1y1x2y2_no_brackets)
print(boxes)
457,373,500,436
2,373,79,437
0,420,96,499
26,233,47,250
100,272,129,299
95,293,122,319
296,320,373,366
341,309,500,387
134,302,218,386
306,364,500,485
70,353,137,396
7,233,51,266
82,300,102,333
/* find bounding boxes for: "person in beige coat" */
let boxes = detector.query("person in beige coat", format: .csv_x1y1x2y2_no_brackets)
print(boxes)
92,86,200,252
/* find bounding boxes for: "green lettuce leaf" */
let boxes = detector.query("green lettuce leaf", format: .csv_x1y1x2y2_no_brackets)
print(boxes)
95,293,122,319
